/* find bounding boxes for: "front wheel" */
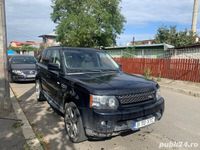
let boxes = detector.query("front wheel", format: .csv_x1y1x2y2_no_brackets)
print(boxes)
64,102,87,143
35,79,45,101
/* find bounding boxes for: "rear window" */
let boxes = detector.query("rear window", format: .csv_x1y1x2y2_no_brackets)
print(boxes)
11,56,36,64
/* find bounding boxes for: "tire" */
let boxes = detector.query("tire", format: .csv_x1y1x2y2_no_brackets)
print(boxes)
64,102,87,143
35,79,45,101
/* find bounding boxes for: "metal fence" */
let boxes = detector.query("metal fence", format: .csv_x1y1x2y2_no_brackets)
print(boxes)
114,58,200,82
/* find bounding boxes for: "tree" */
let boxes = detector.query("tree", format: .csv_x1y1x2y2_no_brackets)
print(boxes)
51,0,125,47
155,26,196,47
9,45,38,53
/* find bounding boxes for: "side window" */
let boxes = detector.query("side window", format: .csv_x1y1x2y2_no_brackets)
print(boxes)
42,49,51,65
40,50,47,63
49,50,61,68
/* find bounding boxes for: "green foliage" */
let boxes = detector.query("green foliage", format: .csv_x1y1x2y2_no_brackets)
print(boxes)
51,0,125,47
157,72,162,82
155,26,196,47
144,68,152,79
12,121,23,129
24,143,30,150
9,45,38,52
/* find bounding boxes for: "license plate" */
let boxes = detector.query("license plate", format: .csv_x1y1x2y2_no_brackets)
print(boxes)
131,117,155,130
27,75,35,78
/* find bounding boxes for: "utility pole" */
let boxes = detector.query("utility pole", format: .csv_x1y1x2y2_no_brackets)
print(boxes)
192,0,199,33
0,0,11,114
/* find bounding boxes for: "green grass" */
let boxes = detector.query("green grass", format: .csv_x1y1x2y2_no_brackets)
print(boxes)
24,143,30,150
12,121,23,129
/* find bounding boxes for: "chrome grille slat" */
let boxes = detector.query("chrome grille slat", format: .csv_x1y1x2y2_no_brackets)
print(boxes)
116,90,156,105
22,70,36,75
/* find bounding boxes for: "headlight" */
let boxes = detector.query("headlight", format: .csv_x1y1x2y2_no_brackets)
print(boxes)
156,89,162,100
90,95,119,110
12,70,24,75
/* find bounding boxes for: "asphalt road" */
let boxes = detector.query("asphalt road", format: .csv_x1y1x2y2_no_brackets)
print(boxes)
10,82,200,150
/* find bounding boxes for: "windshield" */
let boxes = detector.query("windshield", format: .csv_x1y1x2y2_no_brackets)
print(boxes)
63,50,119,72
11,56,36,64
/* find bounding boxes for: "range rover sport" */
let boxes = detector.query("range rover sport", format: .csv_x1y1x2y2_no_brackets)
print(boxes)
36,47,164,143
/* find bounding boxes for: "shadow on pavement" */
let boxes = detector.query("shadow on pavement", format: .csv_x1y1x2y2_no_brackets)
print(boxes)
17,86,36,101
11,83,154,150
13,84,76,150
0,109,26,150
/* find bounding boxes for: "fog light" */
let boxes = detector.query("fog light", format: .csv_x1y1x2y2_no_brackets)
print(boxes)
101,121,106,126
156,111,162,120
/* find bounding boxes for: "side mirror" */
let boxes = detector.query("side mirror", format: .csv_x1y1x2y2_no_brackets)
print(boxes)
48,63,60,71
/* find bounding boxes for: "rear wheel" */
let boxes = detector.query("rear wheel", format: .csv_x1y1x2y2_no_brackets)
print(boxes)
35,79,45,101
64,102,87,143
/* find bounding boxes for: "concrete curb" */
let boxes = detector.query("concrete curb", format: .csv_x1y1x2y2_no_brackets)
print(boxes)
10,87,43,150
160,85,200,98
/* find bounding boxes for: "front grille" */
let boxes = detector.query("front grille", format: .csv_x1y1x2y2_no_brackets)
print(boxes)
116,90,156,105
22,70,36,75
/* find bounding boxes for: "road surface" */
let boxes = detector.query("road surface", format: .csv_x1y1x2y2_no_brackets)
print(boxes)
10,82,200,150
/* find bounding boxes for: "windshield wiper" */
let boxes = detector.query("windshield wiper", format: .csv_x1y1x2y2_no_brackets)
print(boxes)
68,69,101,73
101,69,119,72
84,69,102,72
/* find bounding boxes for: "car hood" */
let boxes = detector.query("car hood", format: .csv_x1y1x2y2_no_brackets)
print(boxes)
10,64,36,70
67,72,157,95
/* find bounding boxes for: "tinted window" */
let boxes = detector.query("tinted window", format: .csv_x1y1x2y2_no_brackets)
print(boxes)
49,50,61,68
11,56,36,64
46,50,52,61
40,50,47,63
41,49,51,65
63,50,119,72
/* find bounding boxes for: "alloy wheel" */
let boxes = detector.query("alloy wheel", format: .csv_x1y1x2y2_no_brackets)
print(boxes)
65,106,79,139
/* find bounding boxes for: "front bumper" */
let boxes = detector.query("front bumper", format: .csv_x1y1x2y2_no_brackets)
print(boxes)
80,98,164,137
12,74,36,81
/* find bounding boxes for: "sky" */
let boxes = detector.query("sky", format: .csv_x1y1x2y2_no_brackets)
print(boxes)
6,0,200,46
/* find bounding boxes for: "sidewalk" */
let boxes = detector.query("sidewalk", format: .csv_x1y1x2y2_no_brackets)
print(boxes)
158,78,200,97
9,87,43,150
0,105,26,150
0,87,43,150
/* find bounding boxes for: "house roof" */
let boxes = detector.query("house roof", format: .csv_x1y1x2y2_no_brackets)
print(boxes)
10,41,40,48
105,43,174,51
39,32,57,38
10,41,40,45
170,43,200,50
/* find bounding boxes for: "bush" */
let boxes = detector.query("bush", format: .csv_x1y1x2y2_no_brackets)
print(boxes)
144,68,152,79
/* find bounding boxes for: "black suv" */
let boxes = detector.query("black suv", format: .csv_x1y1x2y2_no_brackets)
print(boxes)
36,47,164,143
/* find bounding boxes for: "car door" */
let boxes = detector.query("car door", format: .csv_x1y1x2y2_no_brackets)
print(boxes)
47,49,63,107
39,49,52,94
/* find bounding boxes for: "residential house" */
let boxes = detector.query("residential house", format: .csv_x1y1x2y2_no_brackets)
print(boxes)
39,32,60,48
169,44,200,59
128,39,155,46
104,43,174,58
9,41,40,55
